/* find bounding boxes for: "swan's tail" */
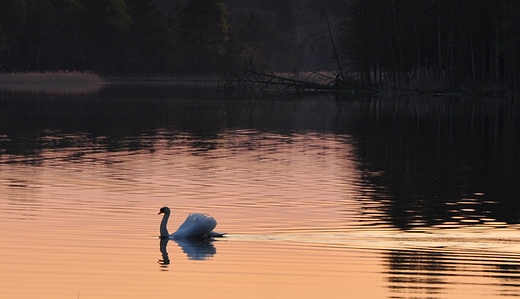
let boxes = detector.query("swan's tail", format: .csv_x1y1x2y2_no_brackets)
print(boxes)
208,231,226,237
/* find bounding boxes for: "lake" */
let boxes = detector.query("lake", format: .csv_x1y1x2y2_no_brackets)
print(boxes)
0,83,519,299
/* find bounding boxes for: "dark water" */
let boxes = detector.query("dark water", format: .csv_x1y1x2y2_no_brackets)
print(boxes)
1,83,520,299
1,85,518,229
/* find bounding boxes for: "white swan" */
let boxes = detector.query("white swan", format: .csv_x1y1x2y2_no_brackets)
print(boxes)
158,206,225,239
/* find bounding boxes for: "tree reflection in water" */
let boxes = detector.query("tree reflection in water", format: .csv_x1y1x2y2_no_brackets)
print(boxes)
1,85,519,231
385,248,520,298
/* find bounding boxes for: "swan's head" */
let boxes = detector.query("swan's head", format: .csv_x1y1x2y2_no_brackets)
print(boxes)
158,206,171,215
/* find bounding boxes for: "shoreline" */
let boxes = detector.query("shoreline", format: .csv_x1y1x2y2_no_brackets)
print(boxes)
0,71,224,95
0,71,513,97
0,71,222,84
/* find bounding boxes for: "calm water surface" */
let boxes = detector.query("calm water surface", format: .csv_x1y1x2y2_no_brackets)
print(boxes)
0,84,519,298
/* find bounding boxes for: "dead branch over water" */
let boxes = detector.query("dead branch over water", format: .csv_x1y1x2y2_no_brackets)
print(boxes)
222,64,377,93
223,66,509,97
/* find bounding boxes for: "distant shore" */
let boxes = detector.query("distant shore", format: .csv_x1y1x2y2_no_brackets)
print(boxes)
105,75,221,86
0,71,223,84
0,71,107,95
0,71,511,97
0,71,224,95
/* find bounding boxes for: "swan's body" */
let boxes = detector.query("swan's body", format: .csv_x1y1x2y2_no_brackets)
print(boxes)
158,206,225,239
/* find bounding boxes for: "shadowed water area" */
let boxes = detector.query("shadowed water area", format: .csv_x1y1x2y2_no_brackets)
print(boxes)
0,83,519,298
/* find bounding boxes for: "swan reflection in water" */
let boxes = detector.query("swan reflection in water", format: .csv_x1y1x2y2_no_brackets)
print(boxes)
157,206,224,267
159,237,218,266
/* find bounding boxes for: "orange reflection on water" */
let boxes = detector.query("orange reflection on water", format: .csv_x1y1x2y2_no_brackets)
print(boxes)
1,130,520,299
161,240,386,299
0,224,385,299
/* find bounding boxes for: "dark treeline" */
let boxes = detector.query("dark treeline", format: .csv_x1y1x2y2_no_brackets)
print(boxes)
338,0,520,94
0,0,342,76
1,0,519,93
0,0,233,75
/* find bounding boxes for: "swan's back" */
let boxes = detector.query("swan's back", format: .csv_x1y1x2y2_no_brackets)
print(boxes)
172,213,217,238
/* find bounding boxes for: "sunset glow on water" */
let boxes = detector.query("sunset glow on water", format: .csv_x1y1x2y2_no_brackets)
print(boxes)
1,88,519,298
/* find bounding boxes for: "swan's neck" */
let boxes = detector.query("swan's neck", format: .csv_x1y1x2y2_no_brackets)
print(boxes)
160,212,170,238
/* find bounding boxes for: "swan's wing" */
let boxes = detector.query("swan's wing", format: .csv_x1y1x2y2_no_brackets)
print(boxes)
173,213,217,238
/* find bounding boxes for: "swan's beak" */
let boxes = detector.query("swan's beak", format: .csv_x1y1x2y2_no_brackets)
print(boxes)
158,211,163,215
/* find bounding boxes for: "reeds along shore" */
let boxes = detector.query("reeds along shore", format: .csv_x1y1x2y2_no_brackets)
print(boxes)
224,67,511,97
0,70,511,97
0,71,106,95
0,71,104,84
0,71,225,95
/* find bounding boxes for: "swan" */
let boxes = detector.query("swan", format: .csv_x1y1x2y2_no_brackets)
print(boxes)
158,206,225,239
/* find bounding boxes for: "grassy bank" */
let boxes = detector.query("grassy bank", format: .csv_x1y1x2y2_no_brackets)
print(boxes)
0,72,226,95
0,71,107,95
105,75,223,88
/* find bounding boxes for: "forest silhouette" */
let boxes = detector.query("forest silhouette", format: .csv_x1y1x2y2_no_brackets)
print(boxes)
0,0,519,94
